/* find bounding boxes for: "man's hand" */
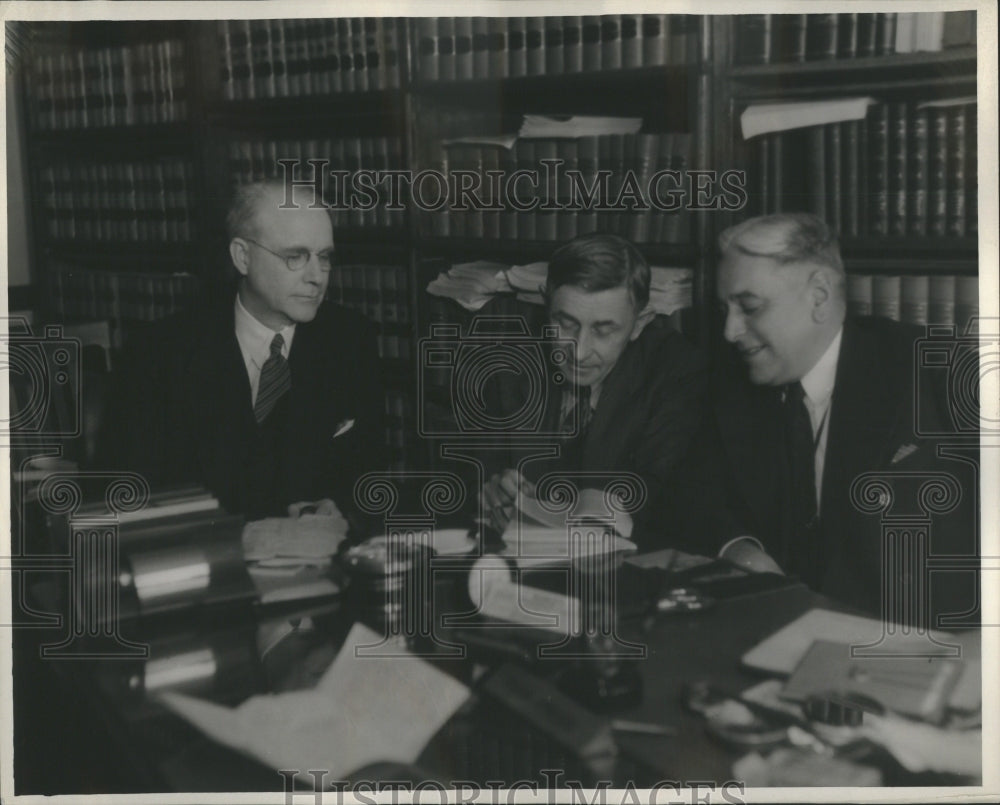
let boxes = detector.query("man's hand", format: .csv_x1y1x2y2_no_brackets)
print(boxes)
479,469,536,534
721,536,784,575
287,498,341,518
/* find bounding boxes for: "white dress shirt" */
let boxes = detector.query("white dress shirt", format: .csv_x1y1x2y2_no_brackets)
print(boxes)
797,326,842,513
234,295,296,406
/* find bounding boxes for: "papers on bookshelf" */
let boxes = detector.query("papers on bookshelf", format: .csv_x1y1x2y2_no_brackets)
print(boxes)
741,97,875,140
425,260,512,311
428,261,693,316
159,622,470,783
442,133,519,149
519,114,643,139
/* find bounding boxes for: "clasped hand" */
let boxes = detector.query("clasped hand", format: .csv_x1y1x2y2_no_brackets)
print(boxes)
479,469,535,534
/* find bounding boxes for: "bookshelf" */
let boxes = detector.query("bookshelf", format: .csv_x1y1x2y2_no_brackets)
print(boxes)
11,12,980,472
715,10,978,331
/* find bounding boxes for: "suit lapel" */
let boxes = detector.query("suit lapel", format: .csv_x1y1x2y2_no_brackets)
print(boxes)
715,378,787,536
822,320,901,521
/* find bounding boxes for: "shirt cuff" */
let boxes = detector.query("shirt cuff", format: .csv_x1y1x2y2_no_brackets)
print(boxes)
718,535,765,559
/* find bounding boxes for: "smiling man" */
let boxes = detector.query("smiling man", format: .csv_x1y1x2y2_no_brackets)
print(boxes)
691,213,977,623
480,233,706,543
99,180,384,521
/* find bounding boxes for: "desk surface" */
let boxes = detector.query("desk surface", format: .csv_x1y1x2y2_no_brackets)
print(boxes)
11,561,971,794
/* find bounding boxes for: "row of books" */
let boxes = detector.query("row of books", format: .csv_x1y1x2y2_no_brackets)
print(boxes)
227,137,405,229
218,18,403,100
846,273,978,330
415,15,695,81
747,100,977,239
28,39,186,131
423,133,692,244
46,262,200,323
735,11,976,65
39,158,197,243
324,264,414,363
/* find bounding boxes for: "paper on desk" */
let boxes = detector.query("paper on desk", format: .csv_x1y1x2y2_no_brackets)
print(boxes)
242,513,348,561
741,608,981,712
740,97,875,139
159,622,470,784
517,487,634,538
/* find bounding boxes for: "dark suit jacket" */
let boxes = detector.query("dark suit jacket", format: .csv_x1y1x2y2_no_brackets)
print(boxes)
681,317,979,623
98,290,385,520
487,319,707,547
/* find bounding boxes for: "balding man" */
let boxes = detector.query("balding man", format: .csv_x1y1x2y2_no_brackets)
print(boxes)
100,181,385,520
684,213,977,624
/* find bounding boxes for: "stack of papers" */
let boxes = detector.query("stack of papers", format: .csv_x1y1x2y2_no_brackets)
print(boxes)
500,488,637,569
740,97,875,140
242,514,349,605
425,260,513,311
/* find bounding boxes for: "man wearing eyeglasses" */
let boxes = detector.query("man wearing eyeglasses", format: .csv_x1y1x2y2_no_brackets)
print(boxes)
99,180,385,524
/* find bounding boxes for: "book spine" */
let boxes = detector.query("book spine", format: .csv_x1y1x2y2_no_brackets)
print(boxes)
842,121,860,238
600,15,621,70
738,15,771,64
888,102,908,237
364,18,382,91
545,17,565,75
454,17,473,80
582,16,601,70
927,107,948,236
825,123,842,234
669,16,692,64
837,13,858,59
856,13,878,57
807,126,827,221
488,18,508,79
642,15,669,66
847,274,873,317
620,14,642,68
806,14,839,60
525,17,545,76
946,105,967,237
471,18,490,79
350,18,369,91
557,139,579,242
900,275,929,324
516,140,537,240
928,275,956,325
437,17,455,83
867,104,889,235
773,14,807,62
908,106,929,236
872,275,901,321
271,20,290,97
563,16,583,73
966,103,977,237
878,13,899,55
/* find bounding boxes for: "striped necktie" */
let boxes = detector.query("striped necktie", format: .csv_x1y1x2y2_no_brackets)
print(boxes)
255,333,291,423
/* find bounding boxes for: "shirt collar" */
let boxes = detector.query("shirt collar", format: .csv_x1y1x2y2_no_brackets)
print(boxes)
800,326,843,404
234,293,296,368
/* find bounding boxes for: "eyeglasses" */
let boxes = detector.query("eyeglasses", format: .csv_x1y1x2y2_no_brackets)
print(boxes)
243,238,334,272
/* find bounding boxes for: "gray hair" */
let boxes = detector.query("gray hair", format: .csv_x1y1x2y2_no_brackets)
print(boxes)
718,213,844,275
225,179,330,241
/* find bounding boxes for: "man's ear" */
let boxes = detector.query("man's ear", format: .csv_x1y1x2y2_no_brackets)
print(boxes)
229,238,250,276
808,269,834,322
630,304,656,340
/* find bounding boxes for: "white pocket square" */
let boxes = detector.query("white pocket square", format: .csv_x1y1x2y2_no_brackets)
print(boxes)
891,443,919,464
333,419,355,439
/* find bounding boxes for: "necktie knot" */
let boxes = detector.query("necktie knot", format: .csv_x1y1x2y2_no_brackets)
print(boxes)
269,333,284,359
784,381,806,407
255,333,291,423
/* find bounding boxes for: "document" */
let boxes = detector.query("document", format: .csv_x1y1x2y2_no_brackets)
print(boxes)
159,622,470,784
242,513,349,562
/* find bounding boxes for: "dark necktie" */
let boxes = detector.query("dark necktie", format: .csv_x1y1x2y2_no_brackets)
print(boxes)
561,384,592,436
783,381,820,581
255,333,291,423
